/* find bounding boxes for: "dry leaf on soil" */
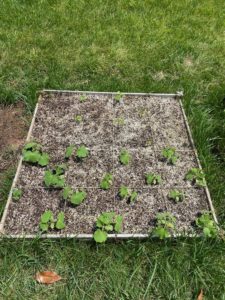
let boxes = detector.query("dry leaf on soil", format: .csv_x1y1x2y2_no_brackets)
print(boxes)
35,271,62,284
197,289,203,300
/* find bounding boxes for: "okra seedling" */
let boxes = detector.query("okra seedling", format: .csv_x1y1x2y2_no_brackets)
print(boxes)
119,149,131,165
94,212,123,243
145,173,162,185
119,186,138,203
12,188,22,201
185,168,206,187
44,165,66,189
168,189,185,202
195,212,217,237
162,147,178,165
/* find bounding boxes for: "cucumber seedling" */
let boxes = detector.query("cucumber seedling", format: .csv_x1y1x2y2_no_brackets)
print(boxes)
39,210,65,232
195,212,217,237
76,145,89,160
63,186,87,205
44,164,66,189
152,212,176,239
93,212,123,243
100,173,113,190
74,115,83,123
65,145,75,159
12,188,22,201
162,147,178,165
145,173,162,185
119,185,138,203
168,189,185,203
22,141,49,167
185,168,206,187
119,149,131,165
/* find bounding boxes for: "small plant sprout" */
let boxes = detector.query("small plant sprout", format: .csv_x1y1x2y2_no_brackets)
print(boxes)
94,212,123,243
168,189,185,203
65,145,75,159
162,147,178,165
185,168,206,187
44,165,66,189
145,138,152,147
114,91,124,103
113,117,125,126
39,210,65,232
62,186,87,205
12,188,22,201
79,94,87,102
145,173,162,185
119,186,138,203
152,212,176,239
76,145,89,159
74,115,83,123
100,173,113,190
119,149,131,165
196,212,218,237
22,141,49,167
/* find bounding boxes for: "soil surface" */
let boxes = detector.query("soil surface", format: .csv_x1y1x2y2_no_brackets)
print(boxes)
3,92,211,236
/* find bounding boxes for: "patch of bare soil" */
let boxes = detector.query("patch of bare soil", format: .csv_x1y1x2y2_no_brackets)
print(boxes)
0,103,28,174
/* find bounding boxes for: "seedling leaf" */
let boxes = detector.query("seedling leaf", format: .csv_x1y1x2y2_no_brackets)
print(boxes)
79,94,87,102
41,210,54,223
145,173,161,185
130,191,138,203
23,150,41,163
62,186,73,200
76,146,89,159
119,186,129,199
162,147,178,165
65,145,75,159
12,188,22,201
100,173,113,190
55,212,66,230
114,215,123,233
38,153,50,166
94,229,108,243
196,212,217,237
185,168,206,187
70,190,87,205
168,189,185,202
114,91,123,103
119,150,131,165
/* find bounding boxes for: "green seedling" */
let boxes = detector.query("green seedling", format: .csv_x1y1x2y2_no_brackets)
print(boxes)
22,141,49,167
162,147,178,165
39,210,65,232
12,188,22,201
100,173,113,190
76,145,89,159
74,115,83,123
185,168,206,187
113,117,125,126
119,186,138,203
79,94,87,102
168,189,185,202
152,212,176,239
44,165,66,189
145,173,162,185
145,139,152,147
65,145,75,159
196,212,217,237
62,186,87,205
94,212,123,243
114,91,124,103
138,108,148,118
119,149,131,165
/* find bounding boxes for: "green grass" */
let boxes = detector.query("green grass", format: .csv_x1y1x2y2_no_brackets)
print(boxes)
0,0,225,299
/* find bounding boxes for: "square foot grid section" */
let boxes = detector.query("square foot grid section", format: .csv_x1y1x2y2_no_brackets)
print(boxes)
2,92,213,237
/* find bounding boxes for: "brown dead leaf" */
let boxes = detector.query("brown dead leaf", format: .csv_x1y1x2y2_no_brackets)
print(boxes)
35,271,62,284
197,289,203,300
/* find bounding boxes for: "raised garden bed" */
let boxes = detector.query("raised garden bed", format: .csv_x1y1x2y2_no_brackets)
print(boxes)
0,90,218,241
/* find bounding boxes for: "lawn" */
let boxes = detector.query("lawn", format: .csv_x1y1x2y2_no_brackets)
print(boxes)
0,0,225,299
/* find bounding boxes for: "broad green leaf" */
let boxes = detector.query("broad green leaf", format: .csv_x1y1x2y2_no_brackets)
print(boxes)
114,215,123,233
62,186,72,200
41,210,54,223
76,146,89,158
56,212,66,230
100,173,113,190
23,142,41,151
93,229,108,243
44,170,65,188
40,223,49,232
146,173,161,185
38,153,50,166
114,91,123,102
153,227,170,239
70,191,86,205
119,186,129,199
130,191,138,202
65,145,75,159
105,225,113,231
23,150,41,163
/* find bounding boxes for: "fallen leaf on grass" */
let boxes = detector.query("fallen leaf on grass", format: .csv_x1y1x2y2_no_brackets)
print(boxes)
197,289,203,300
35,271,62,284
